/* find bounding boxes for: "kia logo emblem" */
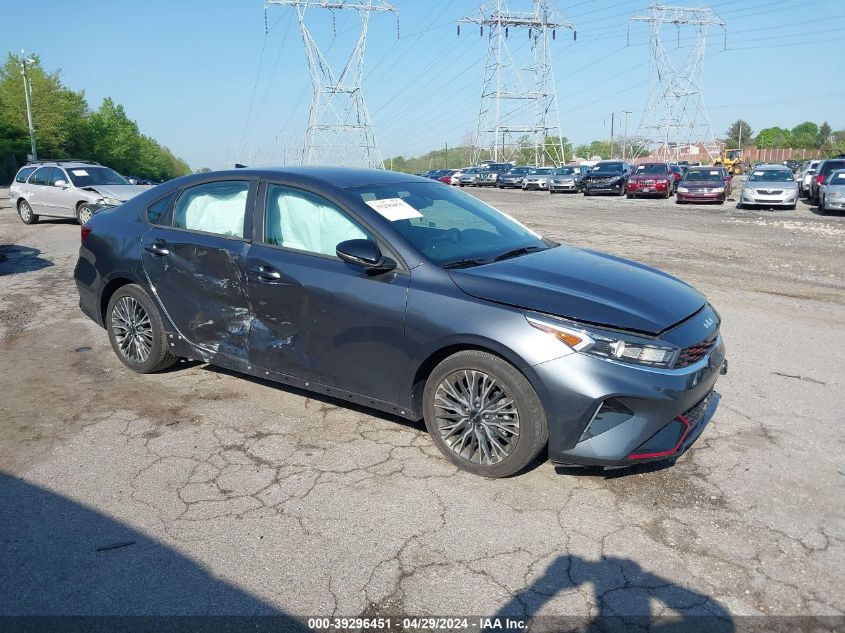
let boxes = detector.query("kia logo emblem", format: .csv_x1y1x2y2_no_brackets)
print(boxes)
703,317,715,328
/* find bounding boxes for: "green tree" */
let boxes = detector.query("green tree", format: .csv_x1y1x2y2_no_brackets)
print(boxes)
817,122,832,150
755,127,792,148
724,119,754,148
0,53,89,158
790,121,818,149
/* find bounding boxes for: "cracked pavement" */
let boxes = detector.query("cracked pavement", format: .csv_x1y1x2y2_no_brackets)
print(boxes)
1,186,843,623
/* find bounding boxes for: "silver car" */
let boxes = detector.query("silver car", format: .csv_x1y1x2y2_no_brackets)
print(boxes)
798,160,820,197
738,164,799,210
549,166,586,193
819,169,845,214
522,167,554,190
9,160,149,225
459,167,482,187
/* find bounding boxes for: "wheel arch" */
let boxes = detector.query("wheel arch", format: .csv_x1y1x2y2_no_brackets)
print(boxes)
99,274,146,324
408,337,538,420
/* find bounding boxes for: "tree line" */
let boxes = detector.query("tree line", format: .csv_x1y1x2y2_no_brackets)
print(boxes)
0,54,191,184
723,119,844,153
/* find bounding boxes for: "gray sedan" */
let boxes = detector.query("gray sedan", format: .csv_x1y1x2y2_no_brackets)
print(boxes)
738,165,799,210
819,169,845,214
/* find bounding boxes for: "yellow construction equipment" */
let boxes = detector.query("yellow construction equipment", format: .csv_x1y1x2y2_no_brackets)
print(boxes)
714,149,745,175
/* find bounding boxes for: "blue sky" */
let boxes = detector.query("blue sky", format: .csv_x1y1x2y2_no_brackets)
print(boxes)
3,0,844,169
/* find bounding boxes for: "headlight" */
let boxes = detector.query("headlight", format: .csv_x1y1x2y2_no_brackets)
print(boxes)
100,196,122,206
526,313,680,368
830,192,845,198
742,187,753,196
712,186,725,193
677,186,689,193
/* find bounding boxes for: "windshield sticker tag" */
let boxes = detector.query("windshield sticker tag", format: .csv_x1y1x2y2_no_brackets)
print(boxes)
710,170,720,175
72,169,89,176
365,197,423,221
752,170,764,176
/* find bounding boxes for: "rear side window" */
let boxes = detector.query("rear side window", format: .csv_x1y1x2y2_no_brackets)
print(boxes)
15,167,35,183
146,193,175,225
264,184,369,257
29,167,50,185
173,181,250,238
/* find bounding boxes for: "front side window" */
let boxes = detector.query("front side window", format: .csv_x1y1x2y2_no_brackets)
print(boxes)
66,167,128,187
15,167,35,183
46,167,66,186
173,181,249,238
264,185,369,257
348,181,549,267
29,167,51,186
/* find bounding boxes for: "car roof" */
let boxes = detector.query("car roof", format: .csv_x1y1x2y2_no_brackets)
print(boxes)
25,160,102,169
183,166,432,189
754,164,792,169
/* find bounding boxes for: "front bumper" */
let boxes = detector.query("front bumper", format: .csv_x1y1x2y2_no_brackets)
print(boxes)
823,196,845,210
549,181,579,192
628,182,669,196
583,180,625,194
676,191,725,203
498,179,523,188
522,181,549,190
530,336,726,468
740,191,797,207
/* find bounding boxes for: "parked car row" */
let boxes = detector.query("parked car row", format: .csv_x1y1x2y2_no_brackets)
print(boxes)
796,157,845,213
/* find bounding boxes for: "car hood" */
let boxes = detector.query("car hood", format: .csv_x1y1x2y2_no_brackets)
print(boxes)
631,173,669,180
585,172,624,178
680,180,724,188
82,184,150,201
447,246,705,334
745,180,797,189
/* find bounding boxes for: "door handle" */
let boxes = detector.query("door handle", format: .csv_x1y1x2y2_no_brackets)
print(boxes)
249,265,282,282
144,243,170,257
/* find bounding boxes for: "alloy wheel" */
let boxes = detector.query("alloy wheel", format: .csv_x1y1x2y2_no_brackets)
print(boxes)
111,296,153,364
78,205,93,224
19,201,32,222
433,369,520,465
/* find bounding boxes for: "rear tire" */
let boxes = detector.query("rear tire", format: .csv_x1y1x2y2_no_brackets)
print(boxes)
423,351,548,478
17,200,38,225
106,284,178,374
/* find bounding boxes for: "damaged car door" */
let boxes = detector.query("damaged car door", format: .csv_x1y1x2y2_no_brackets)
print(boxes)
244,182,411,405
141,179,257,363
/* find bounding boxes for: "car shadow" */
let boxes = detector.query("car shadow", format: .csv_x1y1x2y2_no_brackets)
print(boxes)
0,245,54,276
0,472,310,629
490,553,734,632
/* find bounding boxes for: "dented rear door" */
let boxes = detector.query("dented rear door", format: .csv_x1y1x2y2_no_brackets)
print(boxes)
141,179,257,363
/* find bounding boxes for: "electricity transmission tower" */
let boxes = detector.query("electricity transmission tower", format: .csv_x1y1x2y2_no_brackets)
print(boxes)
460,0,575,166
629,4,725,162
265,0,397,169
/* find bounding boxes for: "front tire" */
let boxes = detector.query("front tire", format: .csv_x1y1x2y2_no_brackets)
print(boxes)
107,284,178,374
76,203,95,225
17,200,38,225
423,351,547,478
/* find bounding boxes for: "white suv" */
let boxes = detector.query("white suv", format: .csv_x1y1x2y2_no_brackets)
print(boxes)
9,160,149,225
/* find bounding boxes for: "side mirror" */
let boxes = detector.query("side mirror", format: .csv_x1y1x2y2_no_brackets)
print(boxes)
54,179,68,188
336,239,397,275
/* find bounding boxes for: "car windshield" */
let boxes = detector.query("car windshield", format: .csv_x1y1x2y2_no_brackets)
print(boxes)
508,167,530,175
636,164,668,174
748,169,794,182
553,167,576,175
66,167,129,187
593,162,623,173
529,168,553,175
348,181,551,267
683,170,724,182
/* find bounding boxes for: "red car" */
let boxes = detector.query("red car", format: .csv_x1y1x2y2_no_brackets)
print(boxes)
675,167,732,204
437,170,456,185
627,163,674,199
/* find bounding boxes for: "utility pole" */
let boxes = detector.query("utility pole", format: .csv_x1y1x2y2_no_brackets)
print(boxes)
610,112,615,159
460,0,575,166
265,0,398,169
19,53,37,161
629,5,725,162
622,110,631,160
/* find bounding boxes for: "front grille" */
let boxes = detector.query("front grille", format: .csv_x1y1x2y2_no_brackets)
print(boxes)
638,179,656,186
756,189,783,195
676,332,718,368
